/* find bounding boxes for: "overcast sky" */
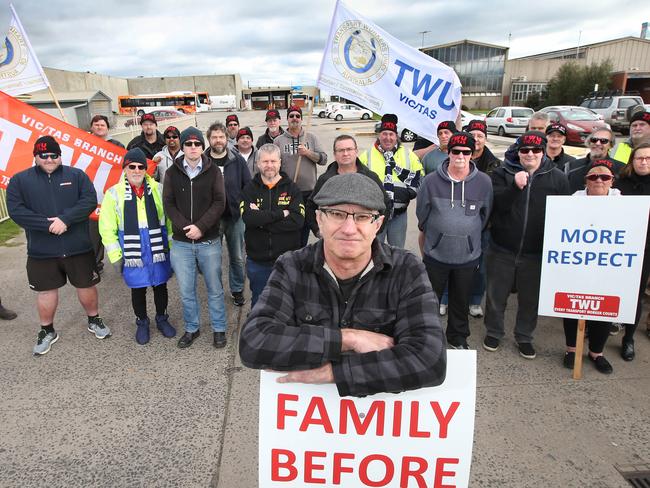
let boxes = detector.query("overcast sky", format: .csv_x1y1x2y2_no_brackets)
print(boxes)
1,0,645,86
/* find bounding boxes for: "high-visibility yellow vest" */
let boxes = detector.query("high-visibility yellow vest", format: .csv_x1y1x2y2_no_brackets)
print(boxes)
612,141,632,165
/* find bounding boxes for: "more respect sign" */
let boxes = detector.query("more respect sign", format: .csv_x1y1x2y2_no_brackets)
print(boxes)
539,195,650,323
258,350,476,488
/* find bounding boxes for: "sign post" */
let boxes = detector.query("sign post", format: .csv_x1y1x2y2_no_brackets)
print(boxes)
258,350,476,488
538,196,650,379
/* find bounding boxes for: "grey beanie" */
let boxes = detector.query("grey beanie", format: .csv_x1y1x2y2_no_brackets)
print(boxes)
313,173,385,212
180,126,205,148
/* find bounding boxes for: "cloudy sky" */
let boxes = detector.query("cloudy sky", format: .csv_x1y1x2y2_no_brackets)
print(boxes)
0,0,645,86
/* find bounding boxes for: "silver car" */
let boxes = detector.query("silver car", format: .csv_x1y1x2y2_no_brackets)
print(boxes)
485,106,534,136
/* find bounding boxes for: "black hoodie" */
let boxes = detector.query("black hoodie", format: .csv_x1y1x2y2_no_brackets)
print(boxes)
490,156,570,256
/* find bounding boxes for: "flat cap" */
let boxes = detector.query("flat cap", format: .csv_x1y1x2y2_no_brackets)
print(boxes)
313,173,385,212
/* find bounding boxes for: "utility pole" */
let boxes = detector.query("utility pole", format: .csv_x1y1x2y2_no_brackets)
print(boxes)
418,30,430,48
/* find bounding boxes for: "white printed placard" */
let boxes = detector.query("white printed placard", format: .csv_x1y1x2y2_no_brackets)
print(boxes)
539,195,650,323
258,350,476,488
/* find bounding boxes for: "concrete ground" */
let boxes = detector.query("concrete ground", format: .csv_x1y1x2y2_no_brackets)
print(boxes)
0,112,647,487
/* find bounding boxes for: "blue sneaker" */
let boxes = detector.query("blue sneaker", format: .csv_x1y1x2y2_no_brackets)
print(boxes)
155,314,176,338
87,316,111,339
135,317,150,345
33,330,59,356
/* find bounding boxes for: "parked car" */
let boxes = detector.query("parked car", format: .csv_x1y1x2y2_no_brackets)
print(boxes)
329,104,373,121
485,106,534,136
580,94,644,134
125,109,185,127
324,102,345,118
539,106,610,145
460,110,486,128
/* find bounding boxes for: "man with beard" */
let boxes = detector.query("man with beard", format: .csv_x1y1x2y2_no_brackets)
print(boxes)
422,121,457,175
153,126,183,183
274,105,328,246
127,113,165,160
306,135,389,238
240,144,304,307
204,122,251,307
612,111,650,164
225,114,240,149
564,127,625,193
360,113,422,248
256,109,284,148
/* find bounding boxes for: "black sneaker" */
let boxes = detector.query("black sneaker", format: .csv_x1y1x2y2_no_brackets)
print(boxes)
589,355,613,374
563,351,575,369
231,292,246,307
177,330,200,349
483,336,500,351
213,332,227,349
518,342,536,359
448,340,470,350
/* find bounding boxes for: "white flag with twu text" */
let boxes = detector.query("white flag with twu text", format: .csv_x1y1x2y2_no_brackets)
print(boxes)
317,0,461,143
0,4,50,96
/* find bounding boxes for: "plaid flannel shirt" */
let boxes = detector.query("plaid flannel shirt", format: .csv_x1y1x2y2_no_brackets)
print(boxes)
239,239,447,397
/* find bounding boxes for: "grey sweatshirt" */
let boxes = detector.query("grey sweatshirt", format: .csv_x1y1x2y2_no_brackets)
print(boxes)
416,160,493,266
274,128,327,192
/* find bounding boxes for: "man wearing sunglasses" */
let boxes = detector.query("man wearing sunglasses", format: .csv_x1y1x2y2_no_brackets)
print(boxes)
225,114,240,149
274,105,328,246
126,113,165,160
240,172,446,397
564,127,625,193
483,131,569,360
153,126,183,183
163,127,228,349
7,136,112,355
417,132,493,350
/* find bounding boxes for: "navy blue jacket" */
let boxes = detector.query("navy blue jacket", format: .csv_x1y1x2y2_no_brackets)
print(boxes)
203,148,251,221
7,164,98,259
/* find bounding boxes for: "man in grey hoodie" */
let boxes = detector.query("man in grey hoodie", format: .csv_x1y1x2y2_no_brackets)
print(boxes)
416,132,493,349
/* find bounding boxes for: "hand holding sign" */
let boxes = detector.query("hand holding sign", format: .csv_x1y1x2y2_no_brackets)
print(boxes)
47,217,67,235
514,171,528,190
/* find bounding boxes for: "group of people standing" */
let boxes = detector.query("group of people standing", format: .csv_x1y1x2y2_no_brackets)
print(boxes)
5,104,650,380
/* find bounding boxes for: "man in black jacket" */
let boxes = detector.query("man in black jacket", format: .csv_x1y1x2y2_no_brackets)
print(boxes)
255,109,285,148
240,144,304,306
545,123,575,171
306,135,390,237
7,136,111,355
466,119,501,175
203,122,252,307
483,131,570,359
126,113,165,159
163,127,228,349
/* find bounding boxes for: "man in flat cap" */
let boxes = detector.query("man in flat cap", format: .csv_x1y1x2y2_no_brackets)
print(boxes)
239,172,447,397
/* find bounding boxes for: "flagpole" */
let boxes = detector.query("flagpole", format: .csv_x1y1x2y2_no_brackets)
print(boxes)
293,98,314,182
9,4,66,122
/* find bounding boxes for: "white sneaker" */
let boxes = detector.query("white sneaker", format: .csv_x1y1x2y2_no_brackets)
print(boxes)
439,304,447,316
469,305,484,318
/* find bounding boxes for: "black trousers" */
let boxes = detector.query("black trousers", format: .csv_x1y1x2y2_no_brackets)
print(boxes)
623,248,650,343
563,318,609,354
131,284,168,320
425,261,476,345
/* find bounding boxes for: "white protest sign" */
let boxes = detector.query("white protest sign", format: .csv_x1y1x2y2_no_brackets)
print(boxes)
317,0,461,143
258,350,476,488
539,195,650,323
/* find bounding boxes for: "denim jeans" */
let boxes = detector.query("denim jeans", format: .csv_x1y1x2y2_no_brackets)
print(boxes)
246,258,274,308
377,210,408,248
221,217,246,294
170,239,226,333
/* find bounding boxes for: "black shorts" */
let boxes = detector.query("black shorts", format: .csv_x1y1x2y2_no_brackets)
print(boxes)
27,251,101,292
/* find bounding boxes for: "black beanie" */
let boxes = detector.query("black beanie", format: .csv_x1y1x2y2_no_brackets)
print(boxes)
33,136,61,156
180,126,205,148
379,114,398,134
123,147,147,169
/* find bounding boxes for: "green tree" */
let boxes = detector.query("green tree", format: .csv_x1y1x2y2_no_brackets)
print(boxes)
545,60,613,106
525,91,547,111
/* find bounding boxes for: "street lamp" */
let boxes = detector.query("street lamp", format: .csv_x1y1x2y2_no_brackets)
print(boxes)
418,30,431,48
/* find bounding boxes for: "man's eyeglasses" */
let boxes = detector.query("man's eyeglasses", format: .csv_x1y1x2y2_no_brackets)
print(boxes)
165,135,179,139
589,137,610,145
633,156,650,163
127,164,146,171
450,149,472,156
288,114,302,119
518,147,543,154
585,173,613,182
37,153,59,160
335,147,356,153
227,123,239,127
319,208,381,225
183,141,203,147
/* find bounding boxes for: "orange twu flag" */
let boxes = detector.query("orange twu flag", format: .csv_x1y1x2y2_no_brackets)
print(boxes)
0,91,155,217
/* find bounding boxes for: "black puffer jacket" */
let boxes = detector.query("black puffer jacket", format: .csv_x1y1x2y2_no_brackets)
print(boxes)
490,156,570,256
